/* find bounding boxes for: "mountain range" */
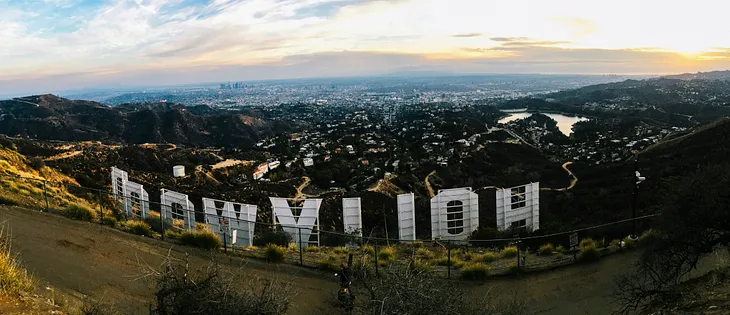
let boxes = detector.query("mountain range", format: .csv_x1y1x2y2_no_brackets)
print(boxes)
0,94,280,147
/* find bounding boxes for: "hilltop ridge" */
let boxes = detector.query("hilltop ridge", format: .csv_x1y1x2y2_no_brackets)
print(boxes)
0,95,276,147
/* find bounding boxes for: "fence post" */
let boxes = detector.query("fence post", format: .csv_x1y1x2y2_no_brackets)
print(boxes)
447,240,452,279
160,206,166,241
223,229,228,254
42,180,49,211
298,227,303,266
516,240,521,269
98,190,104,224
374,240,379,277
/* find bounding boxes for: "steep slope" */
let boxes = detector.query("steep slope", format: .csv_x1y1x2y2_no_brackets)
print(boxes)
0,95,265,147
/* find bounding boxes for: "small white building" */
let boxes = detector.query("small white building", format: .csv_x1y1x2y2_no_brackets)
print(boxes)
257,163,269,174
303,158,314,167
268,160,281,170
253,170,264,180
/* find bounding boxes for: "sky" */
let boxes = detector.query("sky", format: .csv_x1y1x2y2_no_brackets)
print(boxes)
2,0,730,95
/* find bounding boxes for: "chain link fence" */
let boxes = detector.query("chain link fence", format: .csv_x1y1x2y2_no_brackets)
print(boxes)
0,173,657,279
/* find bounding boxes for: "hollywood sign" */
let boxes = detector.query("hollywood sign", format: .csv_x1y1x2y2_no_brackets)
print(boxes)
111,167,539,246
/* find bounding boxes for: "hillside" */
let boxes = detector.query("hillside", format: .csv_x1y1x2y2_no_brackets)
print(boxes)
662,70,730,80
0,94,277,147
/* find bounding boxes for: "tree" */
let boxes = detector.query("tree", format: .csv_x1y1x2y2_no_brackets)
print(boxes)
614,163,730,314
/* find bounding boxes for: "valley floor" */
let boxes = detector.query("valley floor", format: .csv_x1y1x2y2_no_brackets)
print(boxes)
0,205,725,315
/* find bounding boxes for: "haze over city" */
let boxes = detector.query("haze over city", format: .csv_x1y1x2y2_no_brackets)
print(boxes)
2,0,730,96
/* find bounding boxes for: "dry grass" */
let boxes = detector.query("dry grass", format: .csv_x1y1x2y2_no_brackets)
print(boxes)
179,229,221,250
0,224,34,295
502,246,518,258
121,220,153,237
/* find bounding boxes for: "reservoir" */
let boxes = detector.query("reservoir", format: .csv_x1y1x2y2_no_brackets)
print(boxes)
498,110,589,136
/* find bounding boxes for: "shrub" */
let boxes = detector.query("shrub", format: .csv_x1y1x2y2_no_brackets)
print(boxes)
64,204,95,222
538,243,554,256
461,263,490,281
475,252,498,263
254,230,291,247
304,245,320,253
333,247,349,254
317,255,340,271
416,247,436,259
152,258,294,315
409,259,433,273
361,245,375,255
435,256,465,269
179,230,221,250
501,246,518,258
28,157,45,170
165,230,182,239
622,236,636,249
101,216,117,228
555,244,566,253
378,246,396,262
579,238,599,262
639,229,658,245
123,220,153,237
0,196,19,206
0,226,34,295
144,216,164,234
265,244,287,263
610,239,622,247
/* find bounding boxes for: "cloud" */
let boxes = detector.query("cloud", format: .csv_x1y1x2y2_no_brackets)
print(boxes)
490,37,531,42
453,33,482,38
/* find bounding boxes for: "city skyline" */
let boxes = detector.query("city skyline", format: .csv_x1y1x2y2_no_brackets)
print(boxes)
2,0,730,95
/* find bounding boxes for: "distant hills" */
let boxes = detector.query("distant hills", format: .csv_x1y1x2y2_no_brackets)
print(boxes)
0,94,279,147
661,70,730,81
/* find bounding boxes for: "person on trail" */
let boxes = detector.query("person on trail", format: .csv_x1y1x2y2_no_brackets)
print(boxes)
339,263,356,299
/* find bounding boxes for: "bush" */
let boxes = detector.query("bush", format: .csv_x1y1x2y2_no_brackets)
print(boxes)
501,246,518,258
317,255,340,271
622,236,636,249
361,245,375,255
265,244,287,263
610,239,622,247
409,259,434,274
415,247,436,259
165,230,182,239
461,263,490,281
179,230,221,250
144,216,164,234
101,216,117,228
0,196,19,206
555,244,566,253
152,258,294,315
64,204,95,222
538,243,554,256
333,247,349,254
579,238,599,261
304,245,320,253
254,230,291,247
0,225,34,295
435,256,466,269
123,220,152,237
639,229,658,245
28,157,45,170
378,246,396,262
472,252,498,263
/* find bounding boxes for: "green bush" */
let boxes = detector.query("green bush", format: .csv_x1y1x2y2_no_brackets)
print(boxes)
254,230,291,247
64,204,95,222
579,238,599,261
101,216,117,228
0,196,19,206
501,246,518,258
333,247,349,254
538,243,554,256
265,244,287,263
123,220,152,237
378,246,396,262
304,245,320,253
165,229,182,239
610,239,622,247
461,263,490,281
474,252,498,263
179,230,221,250
144,216,164,234
409,259,433,273
555,244,566,253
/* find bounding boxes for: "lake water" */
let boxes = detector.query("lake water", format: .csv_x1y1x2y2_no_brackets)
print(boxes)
498,111,589,136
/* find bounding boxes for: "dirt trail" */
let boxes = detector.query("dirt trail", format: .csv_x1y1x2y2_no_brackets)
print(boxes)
1,206,337,315
1,205,725,315
293,176,311,199
425,170,436,198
